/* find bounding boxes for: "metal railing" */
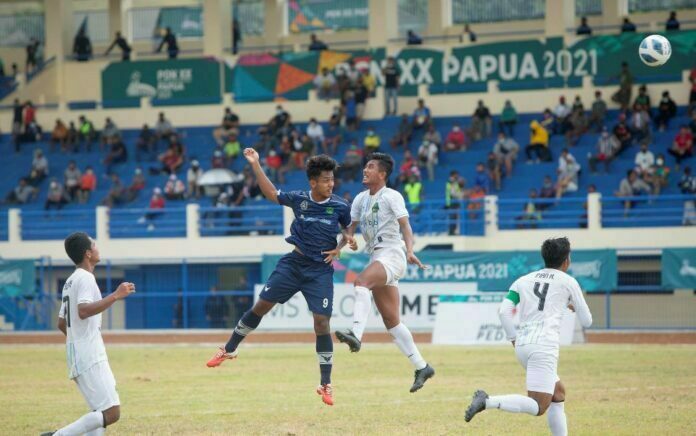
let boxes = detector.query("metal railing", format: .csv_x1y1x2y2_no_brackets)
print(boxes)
601,194,695,228
199,204,283,237
629,0,696,12
109,207,187,238
452,0,545,24
406,198,486,236
73,10,110,43
497,197,588,230
19,209,95,241
0,13,44,47
398,0,428,35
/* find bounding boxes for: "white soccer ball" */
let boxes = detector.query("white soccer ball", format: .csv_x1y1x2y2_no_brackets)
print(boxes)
638,34,671,67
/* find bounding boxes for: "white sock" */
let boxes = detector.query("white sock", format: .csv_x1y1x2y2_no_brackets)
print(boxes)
351,286,371,340
486,395,539,416
54,411,103,436
547,402,567,436
85,427,106,436
388,323,427,370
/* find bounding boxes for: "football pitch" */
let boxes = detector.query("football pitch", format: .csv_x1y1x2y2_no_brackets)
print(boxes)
1,343,694,435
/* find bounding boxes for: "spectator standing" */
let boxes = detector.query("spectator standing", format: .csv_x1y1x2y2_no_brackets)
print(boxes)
78,115,95,151
612,62,633,111
486,152,502,191
314,68,337,100
445,171,466,235
576,17,592,35
12,98,23,152
499,100,518,137
390,114,413,150
63,161,81,201
588,91,607,132
525,120,551,162
66,121,78,152
654,91,677,131
187,160,203,199
471,100,492,140
417,140,438,182
23,101,42,142
308,33,328,51
589,128,619,173
78,166,96,203
343,90,358,130
73,29,92,61
669,126,694,170
25,38,40,74
403,175,423,212
665,11,680,31
232,19,242,54
135,124,155,161
621,17,637,33
382,57,400,115
157,27,179,59
105,31,132,61
493,132,519,178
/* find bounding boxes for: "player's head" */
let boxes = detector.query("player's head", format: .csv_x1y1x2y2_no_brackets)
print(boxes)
306,154,337,200
363,152,394,186
541,237,571,271
64,232,100,266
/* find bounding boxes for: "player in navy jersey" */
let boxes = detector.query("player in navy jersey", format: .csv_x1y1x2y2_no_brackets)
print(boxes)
206,148,355,406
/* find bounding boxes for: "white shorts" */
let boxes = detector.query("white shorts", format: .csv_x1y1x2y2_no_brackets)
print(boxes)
75,360,120,411
515,344,560,394
370,246,407,287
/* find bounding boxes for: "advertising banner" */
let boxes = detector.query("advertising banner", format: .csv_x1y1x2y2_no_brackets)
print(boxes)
0,260,36,297
661,248,696,289
288,0,369,33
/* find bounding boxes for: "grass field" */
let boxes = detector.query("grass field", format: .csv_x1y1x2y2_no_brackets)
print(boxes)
1,343,695,435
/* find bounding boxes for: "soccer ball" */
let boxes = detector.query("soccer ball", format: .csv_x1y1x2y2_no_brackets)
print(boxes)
638,35,671,67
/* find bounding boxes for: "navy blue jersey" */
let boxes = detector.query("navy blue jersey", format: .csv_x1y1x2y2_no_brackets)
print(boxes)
278,190,351,263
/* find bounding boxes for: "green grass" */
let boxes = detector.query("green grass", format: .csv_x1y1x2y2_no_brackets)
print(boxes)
1,344,695,435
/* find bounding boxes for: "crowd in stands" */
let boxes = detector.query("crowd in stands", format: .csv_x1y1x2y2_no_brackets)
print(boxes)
576,11,683,36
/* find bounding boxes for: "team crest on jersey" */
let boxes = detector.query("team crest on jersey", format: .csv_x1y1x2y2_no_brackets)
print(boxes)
300,200,309,210
372,203,379,213
325,207,334,215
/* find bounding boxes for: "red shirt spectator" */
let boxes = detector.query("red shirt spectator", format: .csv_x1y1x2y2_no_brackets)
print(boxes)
80,169,96,191
24,103,36,125
266,150,282,169
669,126,694,167
150,190,165,209
445,126,467,151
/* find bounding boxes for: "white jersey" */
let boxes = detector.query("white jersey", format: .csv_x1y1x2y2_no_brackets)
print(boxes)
351,186,409,254
509,268,592,348
59,268,108,379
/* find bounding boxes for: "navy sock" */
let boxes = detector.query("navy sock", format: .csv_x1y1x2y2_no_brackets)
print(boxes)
316,334,333,385
225,310,262,353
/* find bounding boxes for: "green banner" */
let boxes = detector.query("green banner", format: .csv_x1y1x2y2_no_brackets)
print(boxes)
0,260,36,297
262,250,617,292
101,58,221,105
662,248,696,289
288,0,369,33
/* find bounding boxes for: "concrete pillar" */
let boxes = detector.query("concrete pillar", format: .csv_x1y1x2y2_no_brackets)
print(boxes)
484,195,498,236
587,192,601,230
545,0,575,37
427,0,449,37
369,0,398,47
44,0,73,62
602,0,628,29
96,206,110,242
8,209,20,243
263,0,285,47
108,0,124,36
203,0,232,56
186,203,201,240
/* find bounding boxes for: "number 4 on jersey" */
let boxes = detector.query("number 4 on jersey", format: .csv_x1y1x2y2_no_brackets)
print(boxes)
533,282,549,311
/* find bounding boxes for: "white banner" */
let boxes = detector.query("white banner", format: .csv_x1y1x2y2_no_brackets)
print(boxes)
432,294,577,345
254,282,478,331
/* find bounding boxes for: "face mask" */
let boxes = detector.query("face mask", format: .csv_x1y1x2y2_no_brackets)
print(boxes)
656,158,664,166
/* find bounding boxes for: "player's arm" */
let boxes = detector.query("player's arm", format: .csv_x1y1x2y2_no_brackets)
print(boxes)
57,317,67,335
243,148,278,204
323,222,359,263
569,282,593,328
499,289,519,346
77,282,135,320
397,216,427,269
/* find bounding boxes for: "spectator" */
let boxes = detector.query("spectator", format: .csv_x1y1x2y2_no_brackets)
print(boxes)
403,175,423,211
467,185,485,220
164,174,186,200
474,162,491,194
44,179,68,210
652,153,670,195
308,33,328,51
588,91,607,132
125,167,146,201
669,125,694,170
525,120,551,162
28,148,48,186
4,178,36,205
565,107,588,146
12,99,22,152
101,117,121,149
690,112,696,135
621,17,636,33
552,96,571,135
665,11,680,31
73,29,92,61
423,124,442,146
314,68,337,100
211,149,225,169
540,108,554,131
66,121,78,152
445,170,466,235
616,170,652,213
397,150,419,187
678,167,696,225
78,115,95,151
444,124,467,151
155,112,176,144
499,100,518,137
689,66,696,113
25,38,39,74
157,27,179,59
205,286,228,328
343,60,360,87
589,128,619,173
135,124,155,162
517,189,542,229
629,104,651,144
571,95,584,112
486,152,501,191
576,16,592,35
337,142,361,182
471,100,492,140
406,30,423,45
23,101,42,143
104,169,143,207
555,149,580,199
78,166,96,203
264,149,282,183
412,99,431,130
50,119,69,152
354,78,368,128
633,85,651,112
152,136,185,175
461,23,477,43
140,188,165,230
323,107,342,155
493,132,519,178
654,91,677,132
103,137,128,175
290,132,314,169
364,128,381,154
390,114,413,150
361,68,376,96
105,31,131,61
612,113,633,155
306,118,324,150
417,140,438,182
223,132,241,164
186,160,203,199
232,18,242,54
612,62,633,111
63,161,81,201
343,90,358,130
382,57,400,115
538,176,556,210
213,107,240,147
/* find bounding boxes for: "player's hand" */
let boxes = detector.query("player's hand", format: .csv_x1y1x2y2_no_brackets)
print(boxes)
243,148,260,165
344,234,358,251
113,282,136,300
407,251,428,270
567,303,575,312
322,248,341,264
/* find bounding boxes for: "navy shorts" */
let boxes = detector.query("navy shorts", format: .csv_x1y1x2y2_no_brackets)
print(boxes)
259,251,334,317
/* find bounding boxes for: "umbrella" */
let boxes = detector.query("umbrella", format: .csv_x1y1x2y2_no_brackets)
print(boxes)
197,169,242,186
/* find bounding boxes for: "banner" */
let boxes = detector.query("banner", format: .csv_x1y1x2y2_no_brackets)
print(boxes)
662,248,696,289
101,58,221,105
254,282,477,331
155,7,203,38
0,260,36,297
288,0,369,33
432,294,577,345
261,249,617,292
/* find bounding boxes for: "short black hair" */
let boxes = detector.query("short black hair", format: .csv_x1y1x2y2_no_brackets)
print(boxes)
306,154,337,180
541,237,571,269
368,152,394,179
64,232,93,265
